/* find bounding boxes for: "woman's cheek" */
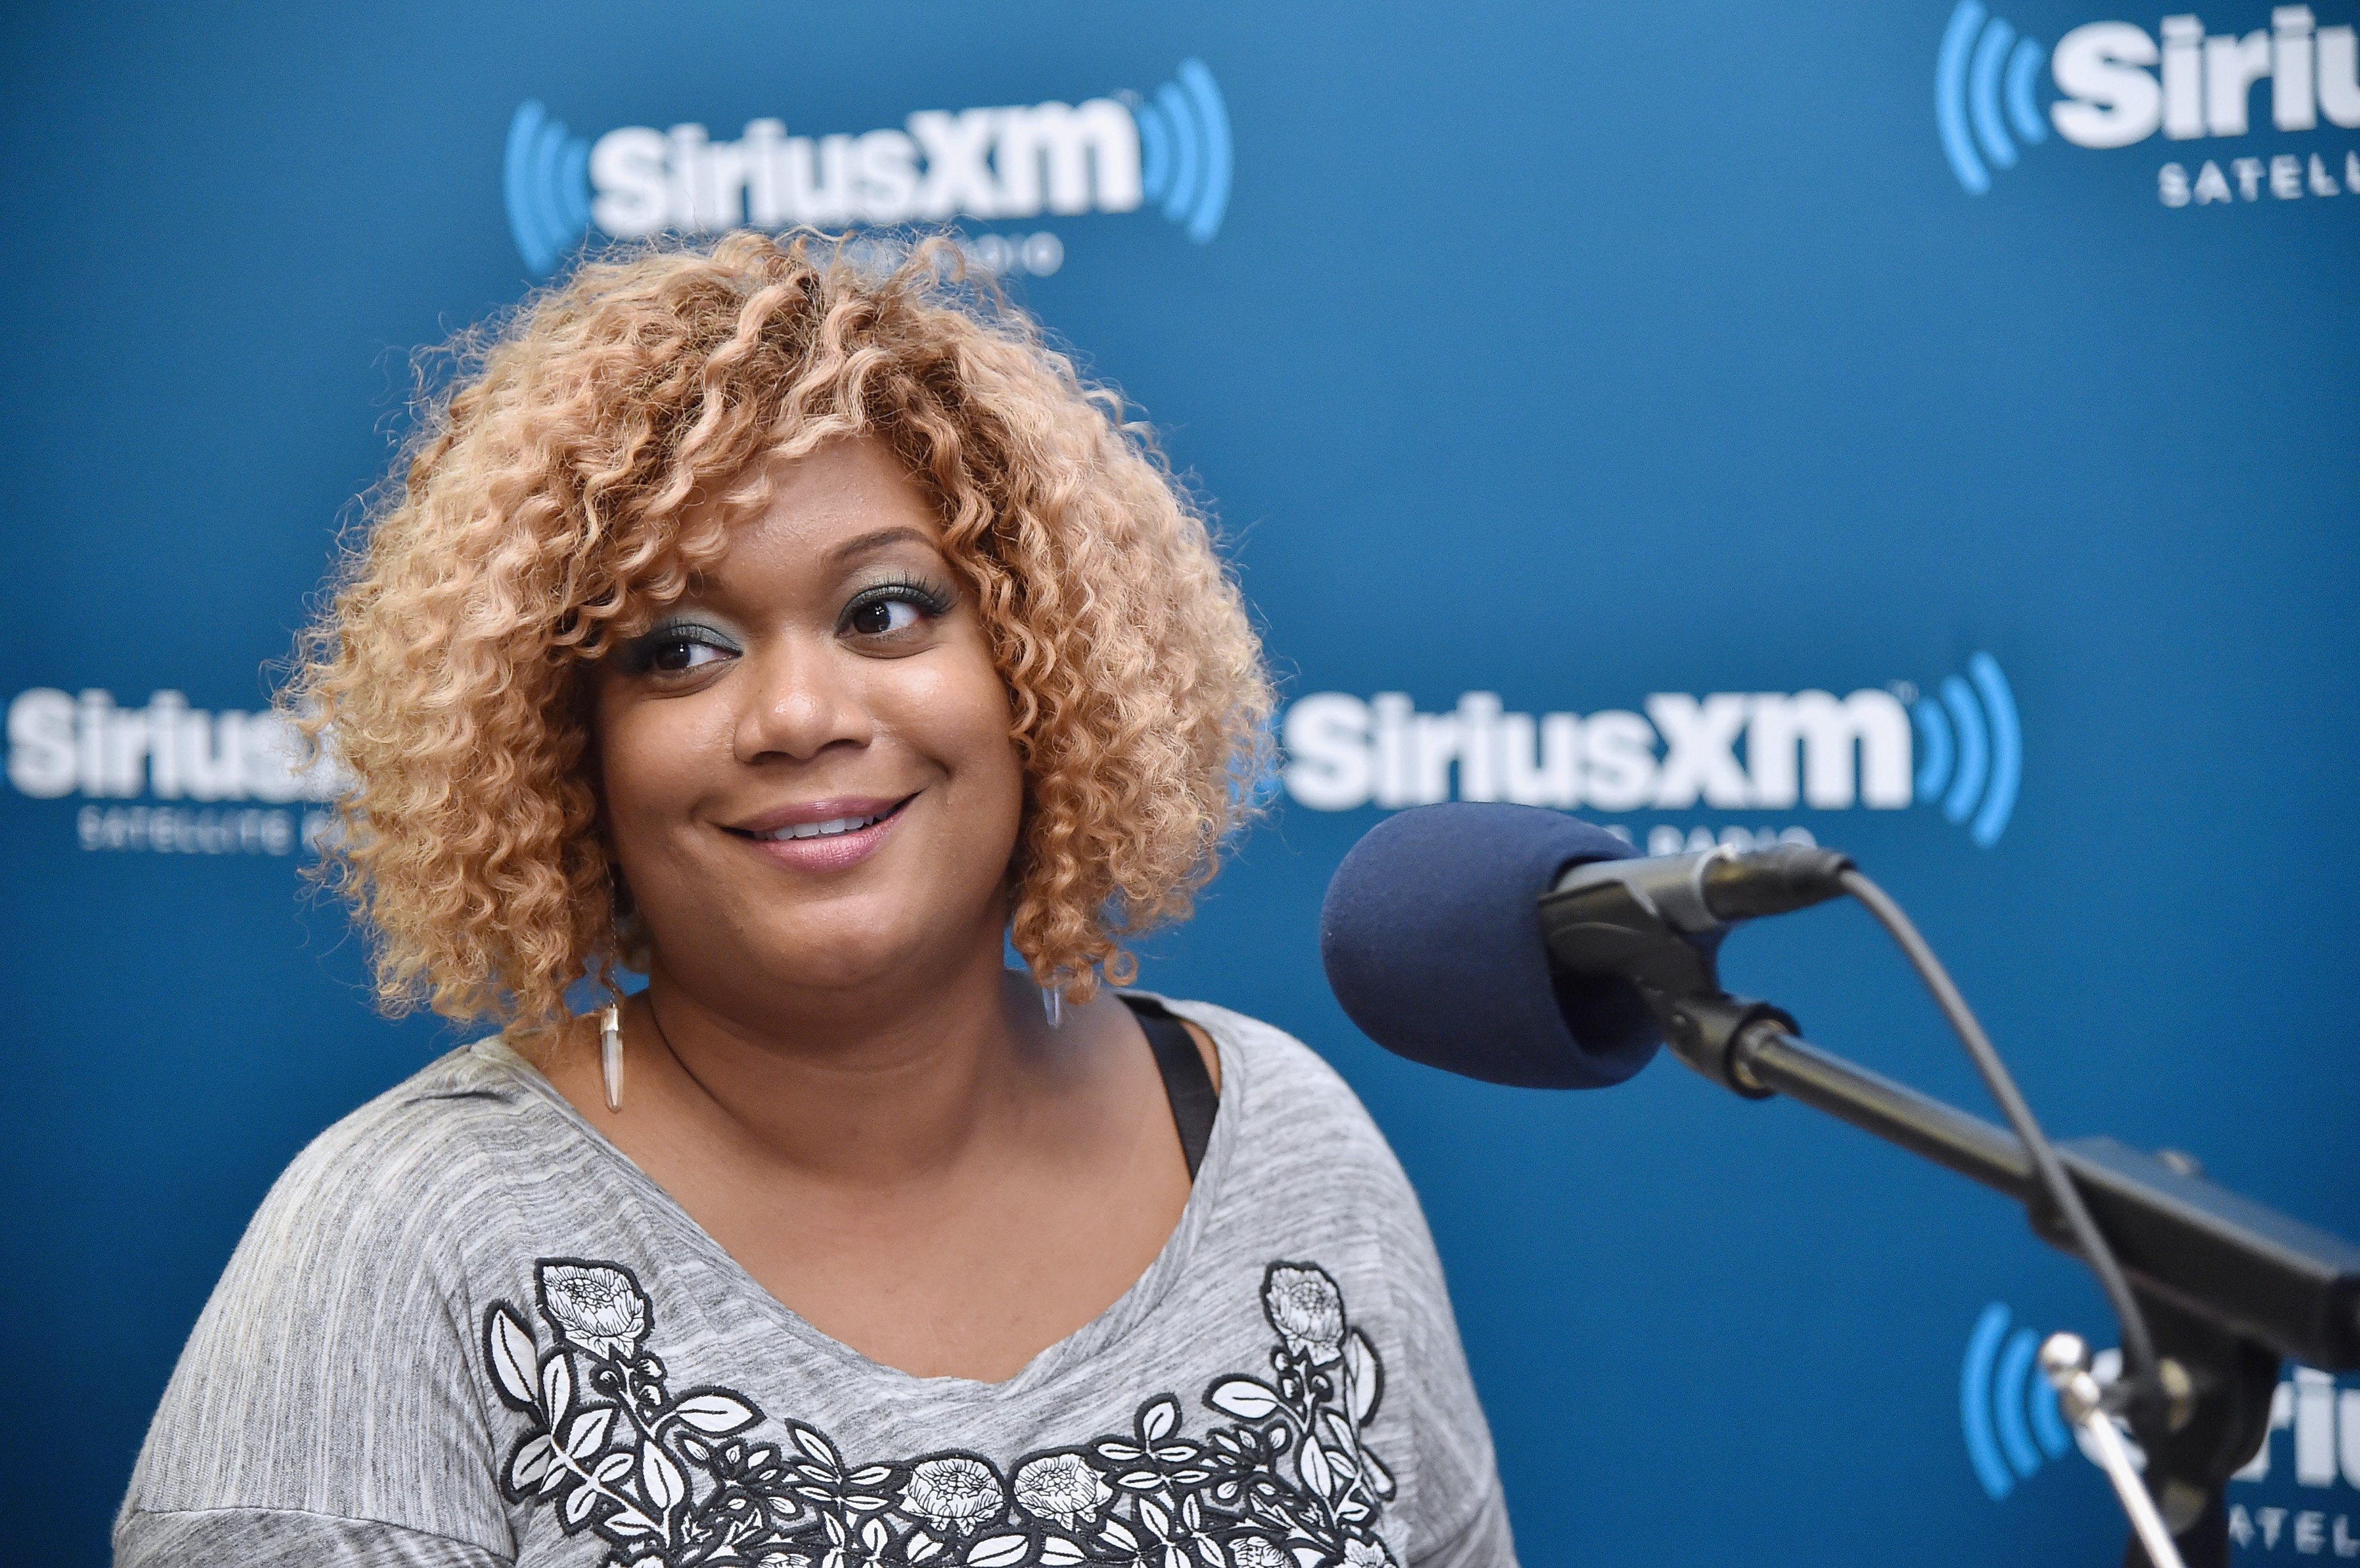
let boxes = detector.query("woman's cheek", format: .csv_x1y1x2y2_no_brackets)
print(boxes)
598,692,716,855
905,664,1023,861
884,649,1011,774
951,672,1024,812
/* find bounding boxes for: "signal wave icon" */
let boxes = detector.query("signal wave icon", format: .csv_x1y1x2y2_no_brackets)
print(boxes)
1937,1,2052,193
1911,652,2021,848
504,101,593,276
1962,1302,2074,1500
1131,59,1233,244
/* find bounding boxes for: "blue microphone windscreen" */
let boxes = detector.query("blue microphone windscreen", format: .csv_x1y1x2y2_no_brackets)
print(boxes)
1319,802,1662,1089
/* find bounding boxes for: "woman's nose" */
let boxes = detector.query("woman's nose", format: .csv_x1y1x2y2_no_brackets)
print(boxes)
730,640,872,765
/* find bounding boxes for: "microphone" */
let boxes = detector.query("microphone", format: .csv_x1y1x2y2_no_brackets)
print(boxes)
1321,801,2360,1568
1546,832,1852,972
1318,802,1651,1088
1317,802,1850,1088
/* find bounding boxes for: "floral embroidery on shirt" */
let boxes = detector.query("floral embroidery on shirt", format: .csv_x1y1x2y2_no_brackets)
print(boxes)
483,1258,1396,1567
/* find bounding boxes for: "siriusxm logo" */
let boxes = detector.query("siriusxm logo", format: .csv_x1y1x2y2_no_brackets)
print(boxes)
1937,4,2057,192
1965,1304,2360,1553
1960,1302,2076,1500
503,60,1232,275
1937,3,2360,195
5,687,342,856
1909,652,2021,850
1278,652,2022,847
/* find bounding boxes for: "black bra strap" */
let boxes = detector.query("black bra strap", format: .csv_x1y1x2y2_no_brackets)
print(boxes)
1120,994,1218,1180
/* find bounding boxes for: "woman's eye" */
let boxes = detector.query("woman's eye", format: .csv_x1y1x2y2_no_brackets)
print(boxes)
847,598,925,637
647,636,730,674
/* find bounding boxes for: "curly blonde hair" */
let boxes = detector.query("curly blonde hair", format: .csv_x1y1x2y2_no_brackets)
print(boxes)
289,231,1273,1033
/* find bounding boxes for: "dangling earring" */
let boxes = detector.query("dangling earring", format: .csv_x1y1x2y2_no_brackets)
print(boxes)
1040,984,1063,1029
600,1002,624,1112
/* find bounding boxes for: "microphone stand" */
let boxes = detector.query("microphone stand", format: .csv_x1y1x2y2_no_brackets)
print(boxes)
1537,881,2360,1568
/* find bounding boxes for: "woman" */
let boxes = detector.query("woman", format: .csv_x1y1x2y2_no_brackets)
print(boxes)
117,234,1514,1568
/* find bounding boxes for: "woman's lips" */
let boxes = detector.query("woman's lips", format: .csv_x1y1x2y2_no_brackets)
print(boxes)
729,795,914,873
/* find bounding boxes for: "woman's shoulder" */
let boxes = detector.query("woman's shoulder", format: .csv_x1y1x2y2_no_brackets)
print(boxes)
119,1041,562,1552
1143,993,1409,1180
162,1037,577,1389
257,1039,554,1240
1146,992,1348,1090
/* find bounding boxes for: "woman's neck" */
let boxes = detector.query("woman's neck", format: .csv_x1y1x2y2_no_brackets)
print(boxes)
586,941,1108,1189
518,926,1201,1382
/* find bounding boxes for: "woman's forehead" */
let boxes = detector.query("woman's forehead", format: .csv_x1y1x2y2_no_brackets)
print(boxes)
722,437,935,531
676,462,947,609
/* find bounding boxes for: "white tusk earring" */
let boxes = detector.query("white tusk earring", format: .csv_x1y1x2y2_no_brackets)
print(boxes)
1040,984,1063,1029
600,1002,624,1112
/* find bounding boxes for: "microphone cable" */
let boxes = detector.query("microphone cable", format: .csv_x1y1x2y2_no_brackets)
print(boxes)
1836,867,2160,1390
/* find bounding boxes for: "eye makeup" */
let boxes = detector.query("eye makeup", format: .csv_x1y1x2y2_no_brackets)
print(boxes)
617,615,743,676
838,571,958,636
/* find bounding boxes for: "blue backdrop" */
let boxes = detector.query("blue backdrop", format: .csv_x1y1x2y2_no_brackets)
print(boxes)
5,3,2356,1562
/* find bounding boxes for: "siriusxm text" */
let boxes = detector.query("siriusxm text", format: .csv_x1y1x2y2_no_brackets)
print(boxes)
2053,7,2360,147
6,688,340,804
1280,690,1912,814
2222,1367,2360,1554
2231,1368,2360,1491
590,101,1142,235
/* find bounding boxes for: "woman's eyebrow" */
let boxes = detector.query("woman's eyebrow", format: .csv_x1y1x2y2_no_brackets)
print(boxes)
827,525,936,565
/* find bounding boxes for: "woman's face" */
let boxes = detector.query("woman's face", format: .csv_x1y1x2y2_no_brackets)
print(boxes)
591,437,1025,1021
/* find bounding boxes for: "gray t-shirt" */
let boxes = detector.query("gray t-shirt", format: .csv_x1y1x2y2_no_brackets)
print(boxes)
117,996,1516,1568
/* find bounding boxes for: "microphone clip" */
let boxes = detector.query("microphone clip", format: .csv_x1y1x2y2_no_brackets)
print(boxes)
1538,850,1798,1099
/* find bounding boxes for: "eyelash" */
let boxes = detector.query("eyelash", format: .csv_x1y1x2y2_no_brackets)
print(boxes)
839,573,957,633
625,620,737,675
621,573,955,675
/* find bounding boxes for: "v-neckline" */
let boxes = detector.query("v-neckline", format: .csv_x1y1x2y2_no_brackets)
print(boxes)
480,992,1245,1404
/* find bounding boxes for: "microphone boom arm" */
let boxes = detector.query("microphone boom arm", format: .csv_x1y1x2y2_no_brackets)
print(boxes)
1725,1017,2360,1375
1535,868,2360,1373
1536,867,2360,1568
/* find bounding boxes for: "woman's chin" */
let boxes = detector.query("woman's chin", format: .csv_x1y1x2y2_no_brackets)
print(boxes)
660,925,972,1008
